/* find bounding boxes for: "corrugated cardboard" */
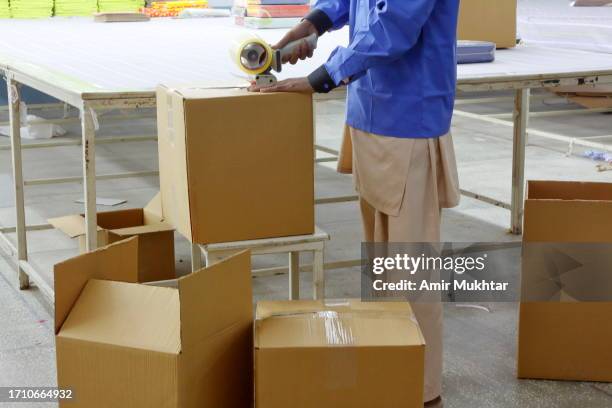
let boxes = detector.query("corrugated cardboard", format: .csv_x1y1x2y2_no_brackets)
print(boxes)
567,96,612,109
553,84,612,96
458,0,517,48
49,193,175,282
553,85,612,109
518,180,612,382
54,237,253,407
255,300,425,408
156,86,314,244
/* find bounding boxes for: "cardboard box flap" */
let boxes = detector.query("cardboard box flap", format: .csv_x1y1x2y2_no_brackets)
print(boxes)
58,279,181,354
111,222,175,237
524,181,612,242
255,300,424,349
165,85,248,100
54,237,140,333
177,250,252,349
48,214,102,238
157,85,193,241
527,180,612,201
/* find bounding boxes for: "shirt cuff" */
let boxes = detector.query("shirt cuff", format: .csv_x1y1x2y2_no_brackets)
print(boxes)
303,9,333,36
307,65,338,93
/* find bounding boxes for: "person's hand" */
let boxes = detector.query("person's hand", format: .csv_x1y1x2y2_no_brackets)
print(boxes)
248,77,314,93
273,20,318,64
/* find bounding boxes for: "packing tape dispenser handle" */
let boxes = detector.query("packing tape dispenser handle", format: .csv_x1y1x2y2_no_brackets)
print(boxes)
278,33,318,65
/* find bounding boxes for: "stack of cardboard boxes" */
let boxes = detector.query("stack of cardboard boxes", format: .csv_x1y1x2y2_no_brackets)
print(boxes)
55,238,427,407
51,85,430,407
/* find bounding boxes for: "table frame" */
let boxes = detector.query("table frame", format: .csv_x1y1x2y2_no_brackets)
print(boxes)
194,226,329,300
2,61,612,302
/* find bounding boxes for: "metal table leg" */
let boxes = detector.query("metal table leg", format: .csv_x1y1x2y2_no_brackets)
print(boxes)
510,88,530,235
80,103,98,251
7,79,30,289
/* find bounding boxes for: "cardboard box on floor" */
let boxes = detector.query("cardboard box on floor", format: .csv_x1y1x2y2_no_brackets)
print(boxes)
156,86,314,245
48,194,175,283
255,300,425,408
54,237,253,407
567,95,612,109
458,0,517,48
552,85,612,109
518,180,612,382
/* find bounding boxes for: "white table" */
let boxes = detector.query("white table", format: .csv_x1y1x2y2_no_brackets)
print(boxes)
1,17,612,300
197,226,330,300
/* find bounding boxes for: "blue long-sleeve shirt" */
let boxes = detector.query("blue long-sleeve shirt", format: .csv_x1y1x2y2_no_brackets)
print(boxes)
305,0,459,138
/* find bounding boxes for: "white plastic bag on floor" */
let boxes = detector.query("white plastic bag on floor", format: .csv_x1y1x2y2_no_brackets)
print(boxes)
0,114,67,139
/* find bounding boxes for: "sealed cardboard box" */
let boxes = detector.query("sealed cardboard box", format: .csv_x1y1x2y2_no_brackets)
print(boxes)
49,194,175,282
54,237,253,407
255,300,425,408
458,0,517,48
156,86,314,244
518,180,612,382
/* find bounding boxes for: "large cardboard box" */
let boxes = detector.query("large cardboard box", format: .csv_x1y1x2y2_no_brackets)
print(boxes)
458,0,517,48
255,300,425,408
54,237,253,407
156,86,315,244
49,194,175,283
518,180,612,382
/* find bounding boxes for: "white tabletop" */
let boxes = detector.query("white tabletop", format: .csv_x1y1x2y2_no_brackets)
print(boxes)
0,17,611,98
518,0,612,54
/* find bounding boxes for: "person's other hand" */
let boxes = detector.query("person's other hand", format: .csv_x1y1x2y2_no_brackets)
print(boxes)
273,20,318,64
248,77,314,93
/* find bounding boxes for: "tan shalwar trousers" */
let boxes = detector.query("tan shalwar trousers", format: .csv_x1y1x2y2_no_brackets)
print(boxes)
339,126,460,403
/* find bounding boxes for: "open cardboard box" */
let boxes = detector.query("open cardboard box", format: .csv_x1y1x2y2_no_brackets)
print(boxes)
156,85,315,245
49,194,175,283
518,180,612,382
255,300,425,408
54,237,253,407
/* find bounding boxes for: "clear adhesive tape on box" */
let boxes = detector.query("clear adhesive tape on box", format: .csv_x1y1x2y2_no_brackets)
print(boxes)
229,33,273,76
257,302,419,346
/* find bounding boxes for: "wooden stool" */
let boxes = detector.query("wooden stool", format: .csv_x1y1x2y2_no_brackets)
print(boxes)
191,227,330,299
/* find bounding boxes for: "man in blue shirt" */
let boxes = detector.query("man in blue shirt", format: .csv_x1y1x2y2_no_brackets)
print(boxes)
251,2,461,404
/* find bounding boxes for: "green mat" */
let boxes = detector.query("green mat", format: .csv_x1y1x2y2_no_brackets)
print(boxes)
10,0,53,18
98,0,145,12
0,0,10,19
55,0,98,16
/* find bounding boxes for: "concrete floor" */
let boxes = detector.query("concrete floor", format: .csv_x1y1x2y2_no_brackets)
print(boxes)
1,91,611,407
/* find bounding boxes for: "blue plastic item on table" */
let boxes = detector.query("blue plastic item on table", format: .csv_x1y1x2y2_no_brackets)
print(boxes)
457,40,496,64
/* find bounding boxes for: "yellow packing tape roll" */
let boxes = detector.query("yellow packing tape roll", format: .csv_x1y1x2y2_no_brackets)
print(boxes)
229,34,274,76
